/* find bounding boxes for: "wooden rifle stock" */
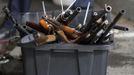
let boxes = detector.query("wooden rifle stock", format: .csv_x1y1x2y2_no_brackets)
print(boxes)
26,21,47,34
43,17,70,43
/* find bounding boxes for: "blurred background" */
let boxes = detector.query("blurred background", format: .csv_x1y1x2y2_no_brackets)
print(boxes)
0,0,134,75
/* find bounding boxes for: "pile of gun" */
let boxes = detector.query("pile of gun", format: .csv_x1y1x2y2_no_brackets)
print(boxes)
2,1,128,46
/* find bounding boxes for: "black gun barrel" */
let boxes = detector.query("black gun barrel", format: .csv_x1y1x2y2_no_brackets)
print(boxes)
105,5,112,13
56,10,72,24
97,10,125,43
3,7,30,37
64,7,81,25
114,25,129,31
92,5,112,22
62,10,72,20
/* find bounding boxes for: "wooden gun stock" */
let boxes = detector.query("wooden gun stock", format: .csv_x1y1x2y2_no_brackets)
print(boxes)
36,33,56,46
39,19,50,30
26,21,47,34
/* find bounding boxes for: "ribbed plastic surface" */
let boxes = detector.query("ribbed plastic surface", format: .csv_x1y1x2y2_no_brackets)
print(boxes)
21,43,113,75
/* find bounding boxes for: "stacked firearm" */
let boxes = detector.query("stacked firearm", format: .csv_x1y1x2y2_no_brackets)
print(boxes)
2,1,128,47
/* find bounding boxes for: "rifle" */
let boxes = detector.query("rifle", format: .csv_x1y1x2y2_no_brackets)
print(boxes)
2,7,30,37
97,10,125,43
80,5,112,33
74,19,107,44
114,25,129,31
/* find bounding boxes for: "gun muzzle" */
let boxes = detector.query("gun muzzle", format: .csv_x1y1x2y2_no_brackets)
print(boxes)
114,25,129,31
105,5,112,13
93,5,112,20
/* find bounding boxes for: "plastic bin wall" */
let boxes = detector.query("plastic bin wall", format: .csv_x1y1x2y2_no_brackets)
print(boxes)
21,44,112,75
21,9,92,28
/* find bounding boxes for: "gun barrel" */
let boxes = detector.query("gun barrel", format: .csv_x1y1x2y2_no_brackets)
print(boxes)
65,7,81,25
81,5,112,33
62,10,72,20
114,25,129,31
93,5,112,21
56,10,72,24
97,10,125,43
3,7,30,37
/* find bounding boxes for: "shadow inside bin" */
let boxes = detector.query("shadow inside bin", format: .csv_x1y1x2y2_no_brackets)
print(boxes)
108,52,134,67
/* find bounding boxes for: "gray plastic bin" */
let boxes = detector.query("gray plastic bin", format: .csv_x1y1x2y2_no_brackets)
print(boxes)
21,43,113,75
